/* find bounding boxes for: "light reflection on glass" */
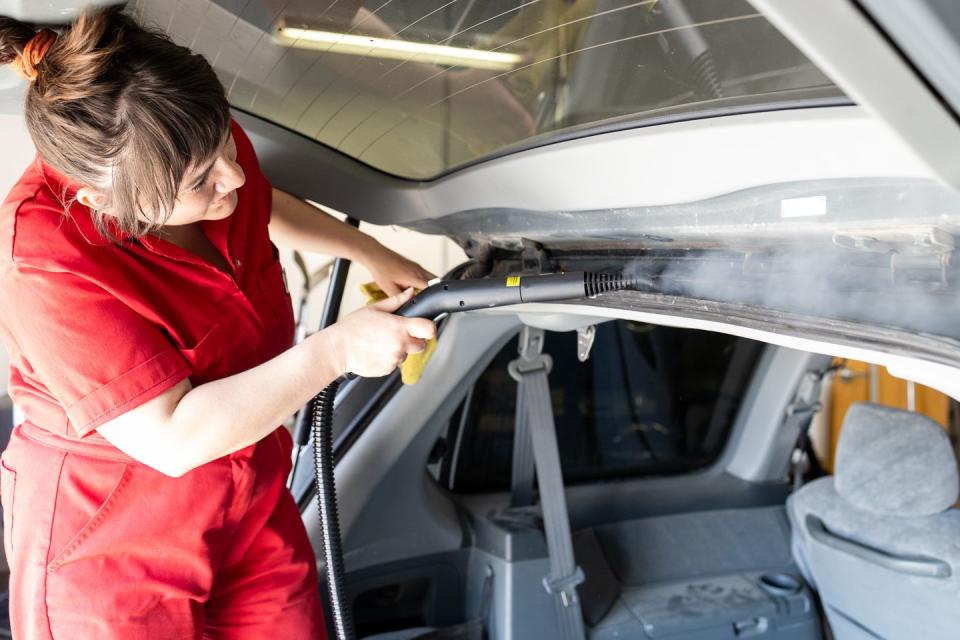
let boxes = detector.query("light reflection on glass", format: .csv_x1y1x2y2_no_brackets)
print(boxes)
138,0,844,179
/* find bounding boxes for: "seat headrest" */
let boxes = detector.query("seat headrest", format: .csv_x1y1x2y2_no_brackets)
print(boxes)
835,403,959,517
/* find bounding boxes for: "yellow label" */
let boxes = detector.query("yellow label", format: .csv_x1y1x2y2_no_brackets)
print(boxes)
506,276,521,287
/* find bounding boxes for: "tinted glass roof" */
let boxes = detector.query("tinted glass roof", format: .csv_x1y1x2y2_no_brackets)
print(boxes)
135,0,844,180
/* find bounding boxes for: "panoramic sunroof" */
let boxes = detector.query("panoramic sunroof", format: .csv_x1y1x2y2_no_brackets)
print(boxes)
134,0,844,180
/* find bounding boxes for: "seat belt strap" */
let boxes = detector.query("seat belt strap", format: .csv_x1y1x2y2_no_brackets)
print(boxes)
510,336,537,508
509,327,586,640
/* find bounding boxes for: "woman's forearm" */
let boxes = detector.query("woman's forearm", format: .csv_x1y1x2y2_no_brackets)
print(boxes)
98,289,431,477
268,187,378,261
99,330,343,477
169,330,342,470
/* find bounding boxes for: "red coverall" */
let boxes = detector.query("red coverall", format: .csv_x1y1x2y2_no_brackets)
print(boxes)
0,120,325,638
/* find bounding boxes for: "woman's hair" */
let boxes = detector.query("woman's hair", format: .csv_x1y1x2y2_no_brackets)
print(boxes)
0,6,230,237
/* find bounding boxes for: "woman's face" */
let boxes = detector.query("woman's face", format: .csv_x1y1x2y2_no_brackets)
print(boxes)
75,130,246,230
166,132,245,226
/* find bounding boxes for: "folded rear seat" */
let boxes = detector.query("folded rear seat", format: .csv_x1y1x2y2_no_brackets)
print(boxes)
575,507,822,639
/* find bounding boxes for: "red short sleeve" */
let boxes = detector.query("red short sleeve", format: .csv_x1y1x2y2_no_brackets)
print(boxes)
0,266,191,436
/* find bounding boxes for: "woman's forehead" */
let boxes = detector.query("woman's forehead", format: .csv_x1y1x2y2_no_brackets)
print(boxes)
185,130,233,177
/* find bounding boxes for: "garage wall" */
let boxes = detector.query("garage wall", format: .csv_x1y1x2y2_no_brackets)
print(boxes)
286,209,466,331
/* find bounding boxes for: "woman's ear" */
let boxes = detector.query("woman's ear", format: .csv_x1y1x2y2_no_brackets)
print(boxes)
76,187,107,211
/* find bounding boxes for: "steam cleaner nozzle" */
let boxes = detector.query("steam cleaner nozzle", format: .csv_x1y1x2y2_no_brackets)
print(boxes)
396,271,652,320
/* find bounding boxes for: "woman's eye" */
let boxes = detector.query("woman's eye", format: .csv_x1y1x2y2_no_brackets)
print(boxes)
191,181,205,193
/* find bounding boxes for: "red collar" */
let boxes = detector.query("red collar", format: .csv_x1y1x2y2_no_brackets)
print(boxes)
36,156,136,247
34,153,238,263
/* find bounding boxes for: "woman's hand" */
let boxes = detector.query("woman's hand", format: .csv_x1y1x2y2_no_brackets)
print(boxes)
325,288,436,378
268,187,436,293
362,240,436,296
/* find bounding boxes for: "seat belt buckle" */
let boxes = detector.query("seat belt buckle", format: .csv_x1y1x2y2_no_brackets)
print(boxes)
543,566,585,607
508,326,553,381
786,401,822,419
508,354,553,381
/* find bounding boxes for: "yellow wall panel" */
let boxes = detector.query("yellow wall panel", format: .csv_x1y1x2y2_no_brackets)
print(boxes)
826,359,949,471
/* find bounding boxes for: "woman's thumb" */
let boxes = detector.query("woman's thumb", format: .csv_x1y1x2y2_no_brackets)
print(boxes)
372,287,414,312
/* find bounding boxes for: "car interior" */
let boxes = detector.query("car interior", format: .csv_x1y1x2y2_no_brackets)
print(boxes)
284,302,960,640
3,1,960,638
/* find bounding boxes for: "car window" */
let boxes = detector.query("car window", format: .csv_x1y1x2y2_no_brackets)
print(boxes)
431,321,763,493
136,0,844,180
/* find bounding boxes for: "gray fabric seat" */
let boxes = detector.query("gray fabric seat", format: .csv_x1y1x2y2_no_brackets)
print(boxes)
788,403,960,639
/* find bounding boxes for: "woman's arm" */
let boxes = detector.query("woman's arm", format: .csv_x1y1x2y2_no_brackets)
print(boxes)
97,290,434,477
268,187,435,295
268,187,378,262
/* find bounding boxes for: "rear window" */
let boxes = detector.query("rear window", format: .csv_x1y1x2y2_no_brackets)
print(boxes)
432,321,763,493
142,0,844,180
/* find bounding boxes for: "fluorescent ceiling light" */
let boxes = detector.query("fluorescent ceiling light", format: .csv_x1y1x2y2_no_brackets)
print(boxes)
276,27,522,71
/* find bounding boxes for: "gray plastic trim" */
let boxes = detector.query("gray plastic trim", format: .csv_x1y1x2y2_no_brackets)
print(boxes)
725,348,832,481
482,299,960,400
805,514,952,578
858,0,960,120
748,0,960,190
232,110,426,224
303,313,522,573
0,0,119,22
234,105,931,229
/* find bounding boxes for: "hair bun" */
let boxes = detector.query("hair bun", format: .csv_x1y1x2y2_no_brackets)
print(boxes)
0,16,37,66
10,28,58,81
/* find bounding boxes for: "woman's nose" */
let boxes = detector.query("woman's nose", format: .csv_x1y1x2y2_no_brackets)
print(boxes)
214,156,246,193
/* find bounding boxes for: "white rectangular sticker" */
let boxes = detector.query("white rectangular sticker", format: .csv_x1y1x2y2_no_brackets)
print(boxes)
780,195,826,218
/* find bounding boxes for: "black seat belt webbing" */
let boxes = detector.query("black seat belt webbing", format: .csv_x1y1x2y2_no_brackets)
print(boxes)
508,327,586,640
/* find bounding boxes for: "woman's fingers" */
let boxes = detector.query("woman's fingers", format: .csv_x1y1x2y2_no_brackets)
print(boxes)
379,281,403,297
405,337,427,355
377,273,434,296
371,287,414,312
331,295,437,378
405,318,436,340
407,271,432,290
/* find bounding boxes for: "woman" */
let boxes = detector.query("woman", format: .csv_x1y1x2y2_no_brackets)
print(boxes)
0,7,436,639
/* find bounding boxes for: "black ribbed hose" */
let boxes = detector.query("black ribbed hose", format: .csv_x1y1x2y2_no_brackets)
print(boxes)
583,272,650,297
311,378,355,640
689,51,724,100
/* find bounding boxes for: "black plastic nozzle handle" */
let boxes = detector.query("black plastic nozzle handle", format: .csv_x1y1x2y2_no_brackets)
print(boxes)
395,271,650,320
396,277,521,319
395,272,592,319
343,271,651,380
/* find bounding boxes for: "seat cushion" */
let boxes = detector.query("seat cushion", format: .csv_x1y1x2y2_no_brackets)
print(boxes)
789,478,960,640
790,478,960,575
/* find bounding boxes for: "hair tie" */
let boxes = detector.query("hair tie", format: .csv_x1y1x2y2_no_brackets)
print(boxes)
11,28,58,82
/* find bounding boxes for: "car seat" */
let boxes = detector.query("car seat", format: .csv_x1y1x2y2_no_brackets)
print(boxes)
788,402,960,639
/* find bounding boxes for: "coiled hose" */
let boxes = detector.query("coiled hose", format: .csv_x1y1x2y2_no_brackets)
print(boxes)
311,378,355,640
584,272,650,296
689,51,724,100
